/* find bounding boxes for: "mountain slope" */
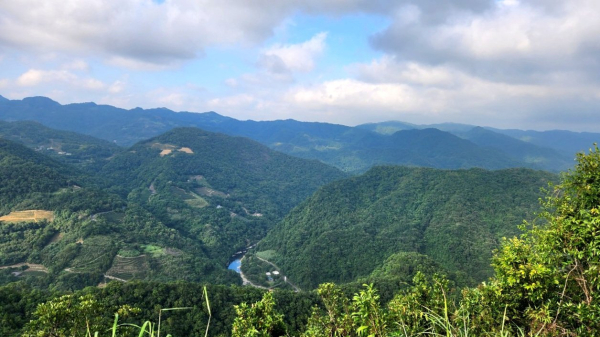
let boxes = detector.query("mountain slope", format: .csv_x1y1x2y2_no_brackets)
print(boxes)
99,127,348,260
0,137,237,288
0,120,122,169
269,127,523,173
488,127,600,157
456,127,573,172
256,166,556,289
0,138,73,213
360,121,579,172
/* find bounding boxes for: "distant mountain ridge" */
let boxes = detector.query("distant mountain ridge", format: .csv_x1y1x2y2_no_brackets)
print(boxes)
0,120,122,169
0,95,596,172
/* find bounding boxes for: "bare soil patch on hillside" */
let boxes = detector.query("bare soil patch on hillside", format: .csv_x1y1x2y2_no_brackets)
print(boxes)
0,263,48,273
151,143,194,156
160,149,173,156
0,210,54,223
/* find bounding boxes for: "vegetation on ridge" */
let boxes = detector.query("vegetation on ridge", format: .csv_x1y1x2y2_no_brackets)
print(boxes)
256,166,556,289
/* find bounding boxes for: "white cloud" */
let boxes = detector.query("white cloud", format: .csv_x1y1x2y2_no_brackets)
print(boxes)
223,32,328,95
289,79,424,112
82,78,104,90
16,68,107,92
355,56,457,87
279,65,600,128
207,94,258,110
371,0,600,83
2,0,600,132
17,69,76,86
0,1,403,69
262,32,327,73
108,79,126,94
62,60,89,71
0,1,351,69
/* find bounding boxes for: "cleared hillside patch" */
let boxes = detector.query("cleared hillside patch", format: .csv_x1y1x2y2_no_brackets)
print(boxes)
105,255,149,281
151,142,176,156
195,187,228,198
170,186,209,208
0,263,48,273
0,210,54,223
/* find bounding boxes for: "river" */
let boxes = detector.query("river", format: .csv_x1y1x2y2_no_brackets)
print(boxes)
227,258,241,273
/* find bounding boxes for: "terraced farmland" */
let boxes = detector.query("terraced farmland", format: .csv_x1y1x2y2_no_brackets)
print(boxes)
170,186,209,208
0,210,54,223
67,236,116,273
105,255,150,281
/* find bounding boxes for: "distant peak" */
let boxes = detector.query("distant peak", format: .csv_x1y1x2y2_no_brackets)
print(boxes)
0,95,8,102
67,101,97,107
22,96,60,107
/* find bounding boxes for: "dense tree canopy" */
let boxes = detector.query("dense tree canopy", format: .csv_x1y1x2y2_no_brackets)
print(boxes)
257,166,556,289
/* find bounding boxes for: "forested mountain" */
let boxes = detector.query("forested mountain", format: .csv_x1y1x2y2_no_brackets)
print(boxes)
488,127,600,157
255,166,556,289
0,127,345,291
0,120,122,169
0,138,79,213
98,127,347,261
0,137,243,289
0,95,594,173
360,122,576,172
264,127,524,173
454,127,573,172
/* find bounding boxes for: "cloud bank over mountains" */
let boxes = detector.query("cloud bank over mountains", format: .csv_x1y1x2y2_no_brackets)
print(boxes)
0,0,598,130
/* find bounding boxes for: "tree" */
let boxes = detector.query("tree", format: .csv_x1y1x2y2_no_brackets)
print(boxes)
492,145,600,335
22,294,139,337
231,291,286,337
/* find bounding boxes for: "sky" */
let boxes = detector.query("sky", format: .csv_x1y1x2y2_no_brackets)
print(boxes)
0,0,599,131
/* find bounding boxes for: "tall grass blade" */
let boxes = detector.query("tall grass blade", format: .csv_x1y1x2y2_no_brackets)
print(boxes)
157,307,193,337
137,321,152,337
158,309,162,337
203,286,212,337
111,313,119,337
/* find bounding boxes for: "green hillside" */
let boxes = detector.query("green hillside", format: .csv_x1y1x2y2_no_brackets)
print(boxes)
0,138,79,213
269,128,522,173
454,126,573,172
99,127,347,261
256,166,556,289
0,126,346,290
0,137,243,289
0,120,122,169
359,122,576,172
